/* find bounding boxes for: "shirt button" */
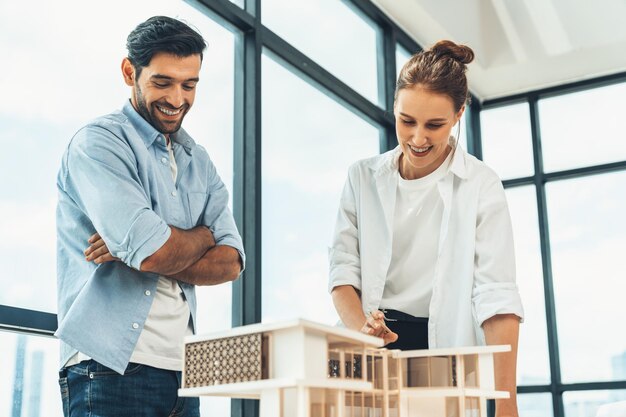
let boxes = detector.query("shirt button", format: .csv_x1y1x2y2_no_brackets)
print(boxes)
144,290,151,296
132,323,139,329
161,157,168,164
157,136,162,142
171,190,177,197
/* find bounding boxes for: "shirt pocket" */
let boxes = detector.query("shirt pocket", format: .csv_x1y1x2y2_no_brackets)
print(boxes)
186,192,209,227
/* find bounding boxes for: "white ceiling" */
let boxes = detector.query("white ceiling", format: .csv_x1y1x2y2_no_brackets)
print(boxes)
372,0,626,102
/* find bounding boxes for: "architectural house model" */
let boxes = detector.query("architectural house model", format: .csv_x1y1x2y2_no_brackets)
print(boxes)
178,319,510,417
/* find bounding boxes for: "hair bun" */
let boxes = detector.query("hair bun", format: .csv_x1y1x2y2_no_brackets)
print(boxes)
430,40,474,65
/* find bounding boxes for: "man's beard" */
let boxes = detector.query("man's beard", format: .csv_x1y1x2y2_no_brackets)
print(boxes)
134,85,186,135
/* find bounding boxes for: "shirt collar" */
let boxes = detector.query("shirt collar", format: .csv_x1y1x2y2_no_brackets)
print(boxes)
121,100,196,155
447,138,468,179
373,136,467,180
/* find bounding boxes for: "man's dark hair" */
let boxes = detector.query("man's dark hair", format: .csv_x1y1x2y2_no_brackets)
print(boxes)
126,16,207,78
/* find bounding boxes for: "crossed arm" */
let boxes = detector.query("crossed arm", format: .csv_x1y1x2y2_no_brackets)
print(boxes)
84,226,242,286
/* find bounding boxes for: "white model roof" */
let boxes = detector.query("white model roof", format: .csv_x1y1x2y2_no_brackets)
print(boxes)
399,387,509,400
391,344,510,359
184,318,385,348
179,377,374,399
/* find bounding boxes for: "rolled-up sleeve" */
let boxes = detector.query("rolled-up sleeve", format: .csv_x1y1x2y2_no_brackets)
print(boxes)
64,126,171,270
200,158,246,271
472,174,524,326
328,168,362,293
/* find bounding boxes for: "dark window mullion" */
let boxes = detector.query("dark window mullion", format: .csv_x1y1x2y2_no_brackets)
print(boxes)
231,0,261,415
232,11,262,330
0,306,57,336
466,98,482,159
380,26,396,152
529,95,565,417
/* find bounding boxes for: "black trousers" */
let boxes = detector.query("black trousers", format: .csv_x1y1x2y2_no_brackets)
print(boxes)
380,309,429,350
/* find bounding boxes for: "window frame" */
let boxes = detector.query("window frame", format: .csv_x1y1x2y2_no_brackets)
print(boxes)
480,72,626,417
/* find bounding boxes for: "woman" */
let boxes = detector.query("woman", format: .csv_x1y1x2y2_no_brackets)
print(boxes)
329,40,523,417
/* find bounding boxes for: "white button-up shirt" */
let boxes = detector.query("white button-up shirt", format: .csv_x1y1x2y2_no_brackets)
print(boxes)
328,144,524,348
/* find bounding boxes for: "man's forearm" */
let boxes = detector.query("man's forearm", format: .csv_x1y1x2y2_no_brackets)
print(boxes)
140,226,215,276
483,314,520,417
169,245,242,286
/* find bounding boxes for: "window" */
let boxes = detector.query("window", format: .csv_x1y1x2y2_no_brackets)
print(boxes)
546,171,626,384
482,80,626,416
396,44,412,79
0,332,62,417
564,390,626,417
505,186,551,385
539,83,626,173
480,103,534,180
262,0,381,104
261,54,380,325
518,393,554,417
0,0,235,320
0,1,237,415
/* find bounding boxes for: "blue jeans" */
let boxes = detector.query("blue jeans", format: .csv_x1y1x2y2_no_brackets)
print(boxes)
58,360,200,417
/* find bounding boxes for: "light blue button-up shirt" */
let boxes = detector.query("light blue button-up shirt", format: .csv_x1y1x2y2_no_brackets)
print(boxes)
55,101,245,374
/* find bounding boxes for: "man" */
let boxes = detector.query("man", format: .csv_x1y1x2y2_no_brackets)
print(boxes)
55,16,244,417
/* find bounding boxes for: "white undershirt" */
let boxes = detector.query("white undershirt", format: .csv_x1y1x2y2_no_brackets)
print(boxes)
379,150,452,317
65,138,192,371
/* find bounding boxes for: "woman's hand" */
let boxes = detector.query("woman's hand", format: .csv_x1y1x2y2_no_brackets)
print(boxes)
331,286,399,346
84,232,120,264
361,310,399,346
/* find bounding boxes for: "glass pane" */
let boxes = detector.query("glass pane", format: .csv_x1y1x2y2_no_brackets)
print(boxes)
262,0,380,104
230,0,244,8
0,331,62,417
539,82,626,172
546,172,626,383
564,390,626,417
518,393,554,417
505,186,550,385
261,54,380,325
396,44,412,80
480,103,534,180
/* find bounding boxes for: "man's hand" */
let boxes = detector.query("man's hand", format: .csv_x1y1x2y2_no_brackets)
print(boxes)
140,226,215,276
83,230,240,285
361,310,399,346
84,233,120,264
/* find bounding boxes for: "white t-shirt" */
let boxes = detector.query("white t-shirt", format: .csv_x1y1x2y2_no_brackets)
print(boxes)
65,138,192,371
379,150,452,317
